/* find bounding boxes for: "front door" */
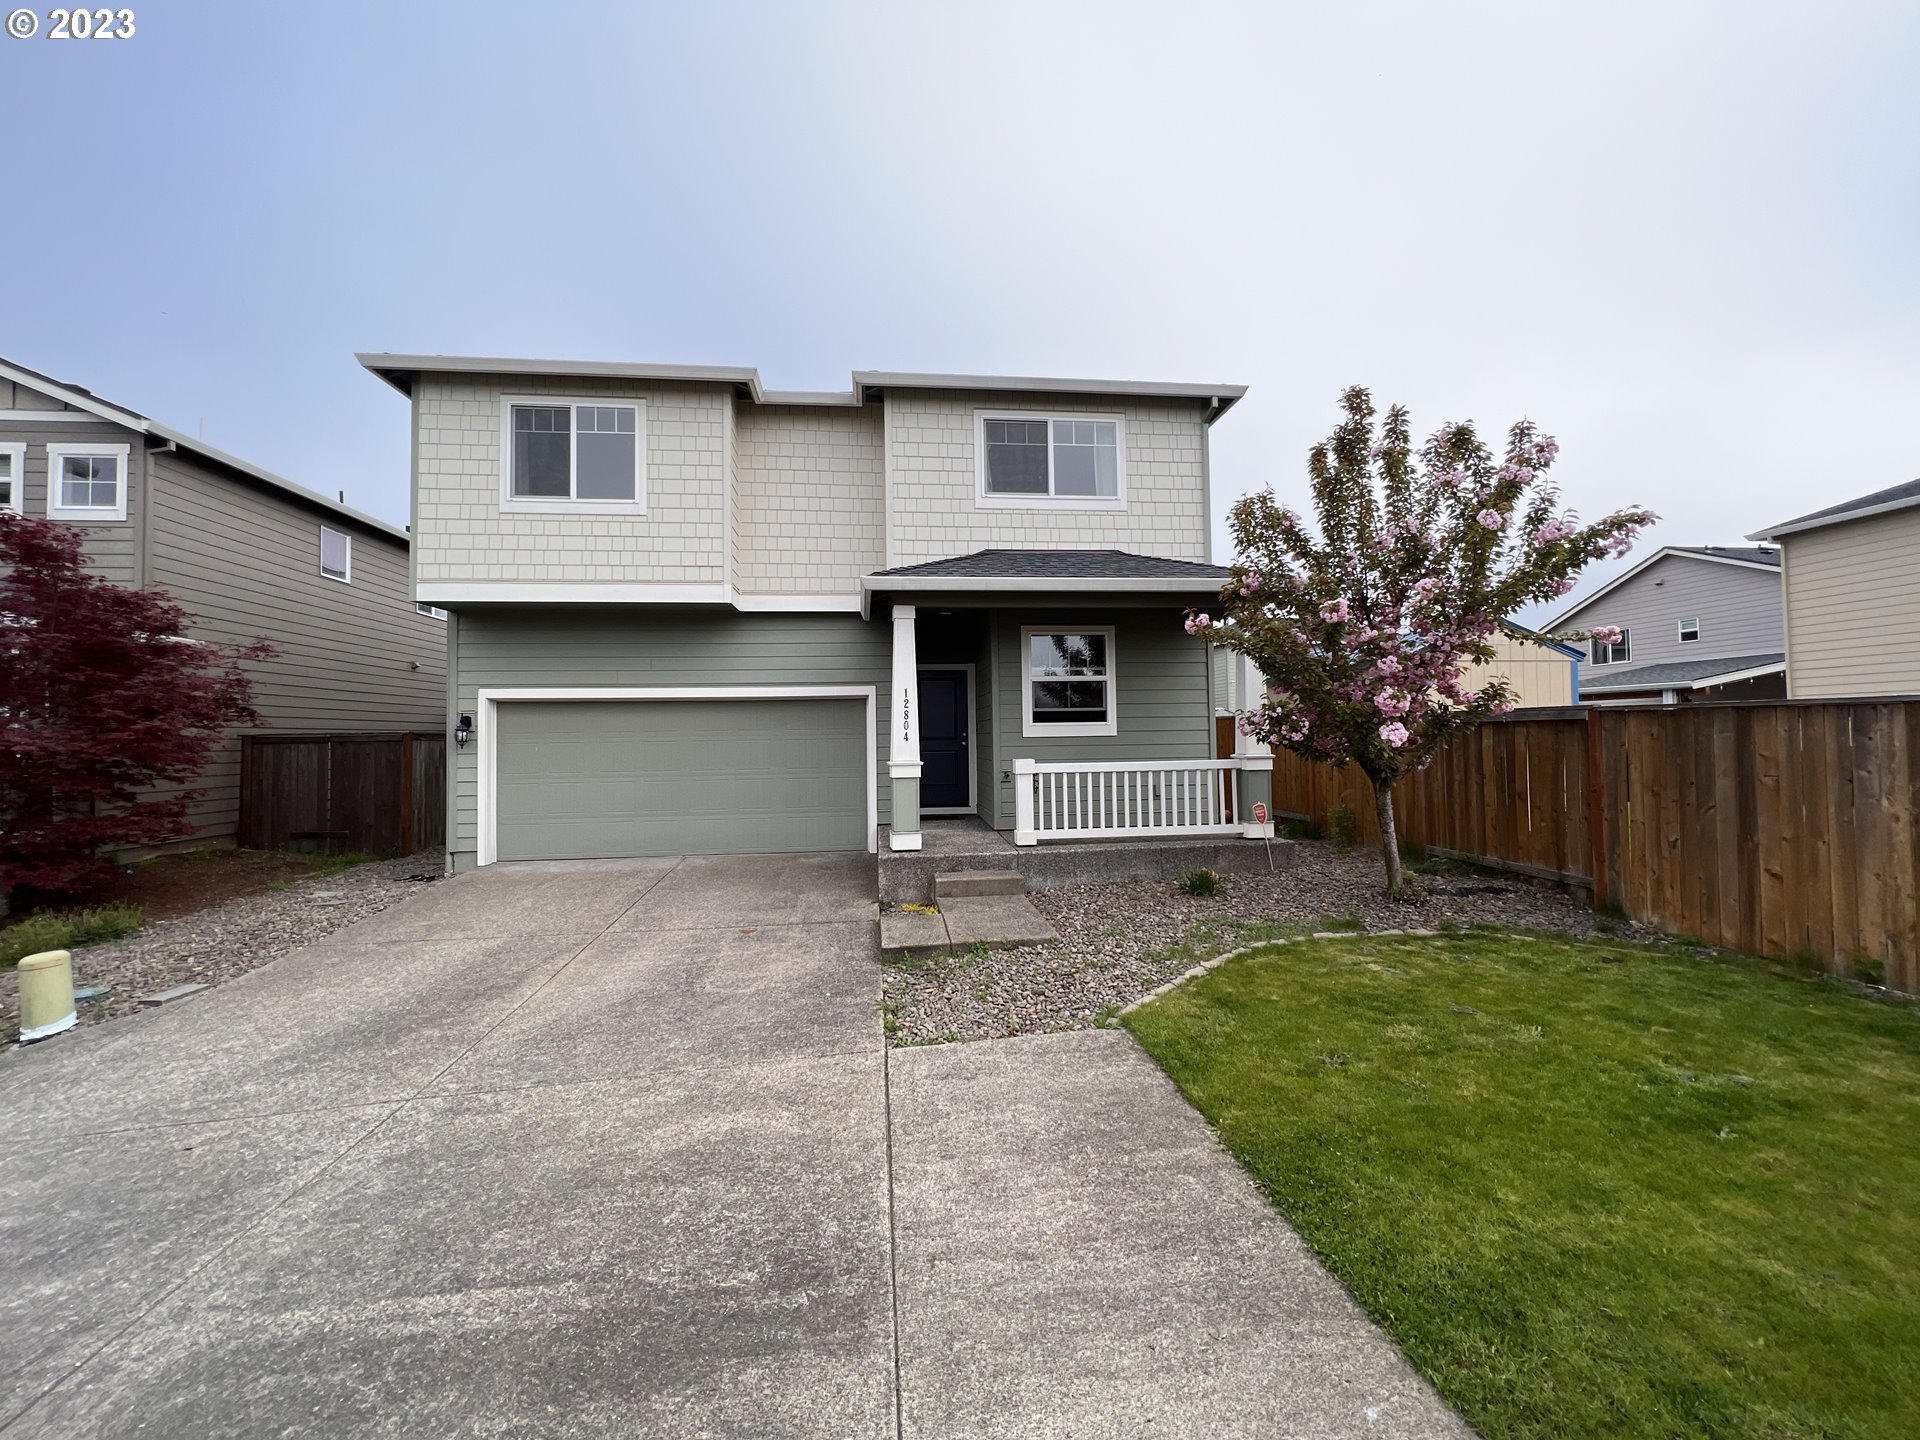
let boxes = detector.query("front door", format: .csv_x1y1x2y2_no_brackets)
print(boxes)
917,668,971,811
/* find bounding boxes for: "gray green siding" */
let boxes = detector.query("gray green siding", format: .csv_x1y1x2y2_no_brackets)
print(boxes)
449,609,893,870
0,410,144,586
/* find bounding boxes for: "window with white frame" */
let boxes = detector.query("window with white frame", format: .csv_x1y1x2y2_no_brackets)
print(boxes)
978,413,1123,506
503,397,645,511
1022,627,1117,737
1678,617,1700,644
46,442,130,521
319,526,351,583
1590,629,1631,665
0,443,22,514
416,601,448,620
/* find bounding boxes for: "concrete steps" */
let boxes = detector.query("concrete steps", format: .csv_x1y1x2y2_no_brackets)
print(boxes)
880,892,1059,962
932,870,1024,900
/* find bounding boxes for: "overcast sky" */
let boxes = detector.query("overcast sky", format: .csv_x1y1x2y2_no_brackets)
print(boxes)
2,1,1914,615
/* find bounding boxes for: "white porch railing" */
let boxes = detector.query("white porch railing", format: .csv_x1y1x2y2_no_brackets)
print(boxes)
1012,757,1261,846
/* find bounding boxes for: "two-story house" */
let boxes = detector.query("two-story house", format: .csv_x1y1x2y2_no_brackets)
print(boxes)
1748,479,1920,699
359,355,1266,870
1,355,447,849
1546,545,1786,704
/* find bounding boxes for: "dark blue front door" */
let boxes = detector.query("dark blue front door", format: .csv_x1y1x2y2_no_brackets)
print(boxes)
918,669,971,810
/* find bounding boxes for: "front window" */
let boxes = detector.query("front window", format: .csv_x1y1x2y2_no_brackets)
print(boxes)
505,398,643,508
980,412,1123,505
1023,627,1117,737
0,444,21,514
1678,618,1700,643
1591,629,1631,665
46,443,129,521
320,526,352,582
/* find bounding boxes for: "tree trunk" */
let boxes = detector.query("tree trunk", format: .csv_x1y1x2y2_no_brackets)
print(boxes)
1372,777,1406,897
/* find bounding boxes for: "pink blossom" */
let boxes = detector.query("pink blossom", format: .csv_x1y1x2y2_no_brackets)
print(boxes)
1499,463,1535,484
1533,518,1576,544
1532,436,1560,463
1184,613,1211,635
1375,655,1403,676
1591,625,1624,645
1491,700,1516,716
1276,508,1300,530
1318,598,1349,624
1237,570,1262,597
1374,690,1412,717
1477,509,1507,532
1438,468,1469,488
1379,721,1410,748
1550,577,1575,597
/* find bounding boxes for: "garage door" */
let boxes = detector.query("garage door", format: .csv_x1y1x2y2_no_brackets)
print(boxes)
494,698,868,860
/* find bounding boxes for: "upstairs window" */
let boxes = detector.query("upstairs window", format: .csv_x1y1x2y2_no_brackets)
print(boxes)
503,397,644,511
979,412,1124,507
1590,629,1631,665
0,443,22,514
1023,627,1117,737
320,526,352,583
1678,617,1701,644
46,442,130,521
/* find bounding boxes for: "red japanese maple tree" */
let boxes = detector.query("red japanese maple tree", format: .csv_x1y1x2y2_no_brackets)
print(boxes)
0,513,272,904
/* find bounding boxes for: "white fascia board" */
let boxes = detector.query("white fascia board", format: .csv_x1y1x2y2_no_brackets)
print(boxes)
861,574,1224,596
420,582,731,605
854,370,1247,419
357,352,765,400
1749,493,1920,540
731,592,864,612
1690,660,1787,689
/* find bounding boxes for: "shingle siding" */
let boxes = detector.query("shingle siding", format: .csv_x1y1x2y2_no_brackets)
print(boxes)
1780,508,1920,698
883,390,1211,569
732,404,884,594
1559,555,1783,674
414,374,729,585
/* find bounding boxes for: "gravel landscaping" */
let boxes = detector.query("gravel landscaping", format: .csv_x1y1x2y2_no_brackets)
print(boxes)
882,841,1656,1046
3,851,443,1040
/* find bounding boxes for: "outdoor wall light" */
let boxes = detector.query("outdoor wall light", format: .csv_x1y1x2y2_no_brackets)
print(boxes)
455,712,475,749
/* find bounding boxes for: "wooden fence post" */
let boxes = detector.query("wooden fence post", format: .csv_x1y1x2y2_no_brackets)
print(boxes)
400,732,416,853
1586,707,1610,910
238,734,255,850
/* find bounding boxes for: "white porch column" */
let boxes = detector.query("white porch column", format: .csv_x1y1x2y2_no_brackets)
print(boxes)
888,603,923,851
1233,653,1275,838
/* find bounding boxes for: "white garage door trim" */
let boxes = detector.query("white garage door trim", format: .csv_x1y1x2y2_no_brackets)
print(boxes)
475,685,878,866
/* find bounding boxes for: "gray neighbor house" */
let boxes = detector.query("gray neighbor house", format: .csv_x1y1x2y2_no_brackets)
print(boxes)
358,354,1276,871
0,356,447,848
1547,544,1786,704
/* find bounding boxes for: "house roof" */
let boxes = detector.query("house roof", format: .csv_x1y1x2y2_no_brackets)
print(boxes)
1500,620,1585,660
1580,651,1786,692
1546,544,1780,630
356,354,1247,423
873,549,1233,580
0,355,409,544
1748,478,1920,541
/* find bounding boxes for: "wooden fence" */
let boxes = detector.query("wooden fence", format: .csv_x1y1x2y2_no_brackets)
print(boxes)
239,732,445,856
1268,701,1920,993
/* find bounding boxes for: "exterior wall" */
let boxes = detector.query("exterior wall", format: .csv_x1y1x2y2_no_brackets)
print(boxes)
1560,555,1782,673
413,374,729,587
145,450,447,842
732,404,884,595
1461,632,1578,708
1780,508,1920,698
882,390,1211,568
446,609,893,870
987,606,1213,828
0,401,145,587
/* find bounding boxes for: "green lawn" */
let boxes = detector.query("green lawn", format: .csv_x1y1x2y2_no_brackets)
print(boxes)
1122,931,1920,1440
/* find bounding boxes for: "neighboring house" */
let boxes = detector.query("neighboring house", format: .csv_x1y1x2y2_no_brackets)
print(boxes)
359,353,1259,869
1748,479,1920,699
1546,545,1785,704
0,356,448,848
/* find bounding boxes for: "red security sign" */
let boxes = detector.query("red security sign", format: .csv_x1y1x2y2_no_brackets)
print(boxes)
1252,802,1268,824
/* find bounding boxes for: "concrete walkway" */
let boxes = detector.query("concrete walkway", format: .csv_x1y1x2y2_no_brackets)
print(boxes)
0,855,1466,1439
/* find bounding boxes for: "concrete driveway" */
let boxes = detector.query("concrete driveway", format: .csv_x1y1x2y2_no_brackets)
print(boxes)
0,855,1466,1439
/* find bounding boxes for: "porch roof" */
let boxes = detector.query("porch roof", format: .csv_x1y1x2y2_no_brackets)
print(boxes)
866,548,1231,589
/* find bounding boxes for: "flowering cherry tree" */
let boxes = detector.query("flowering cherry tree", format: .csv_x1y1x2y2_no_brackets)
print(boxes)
1190,386,1652,897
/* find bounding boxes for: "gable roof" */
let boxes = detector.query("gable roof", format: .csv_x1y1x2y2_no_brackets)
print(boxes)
1580,651,1786,693
1546,544,1780,630
1748,479,1920,540
1500,620,1585,660
0,356,408,544
356,354,1247,423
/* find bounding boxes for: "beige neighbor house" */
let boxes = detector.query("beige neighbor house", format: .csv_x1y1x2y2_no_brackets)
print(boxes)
1546,545,1786,705
0,356,447,848
359,353,1277,871
1748,479,1920,699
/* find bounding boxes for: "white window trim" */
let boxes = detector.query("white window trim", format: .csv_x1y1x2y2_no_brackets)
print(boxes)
472,685,878,866
1590,629,1631,666
1677,617,1701,643
499,393,648,516
1021,625,1118,738
975,409,1127,512
320,525,352,584
45,441,131,522
0,442,24,515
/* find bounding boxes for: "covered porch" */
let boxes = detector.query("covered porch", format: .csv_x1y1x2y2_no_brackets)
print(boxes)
862,549,1277,854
